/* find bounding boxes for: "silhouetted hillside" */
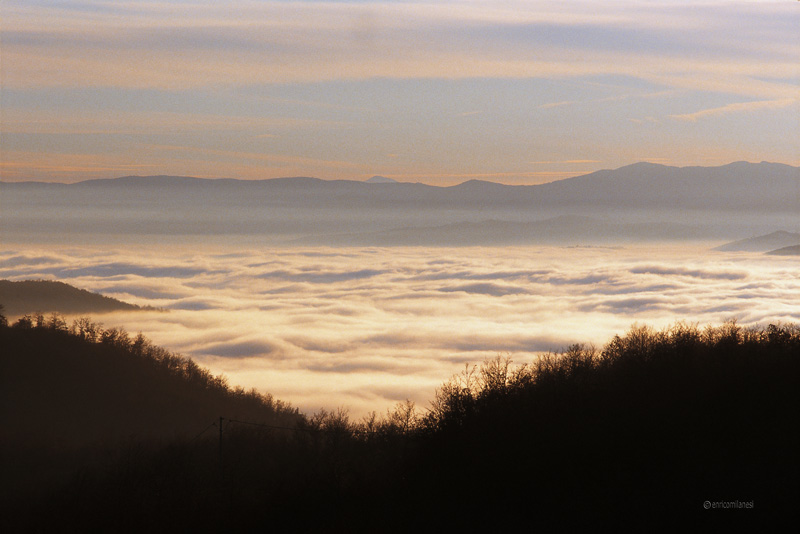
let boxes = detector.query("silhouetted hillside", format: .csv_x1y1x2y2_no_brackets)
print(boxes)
2,319,797,531
0,316,302,529
0,279,145,317
714,230,800,252
413,322,799,528
767,245,800,256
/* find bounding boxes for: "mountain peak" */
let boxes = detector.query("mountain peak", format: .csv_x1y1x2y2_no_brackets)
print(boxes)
365,175,398,184
619,162,671,171
452,179,509,189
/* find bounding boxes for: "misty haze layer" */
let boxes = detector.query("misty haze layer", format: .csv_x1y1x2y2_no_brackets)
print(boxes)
2,244,797,416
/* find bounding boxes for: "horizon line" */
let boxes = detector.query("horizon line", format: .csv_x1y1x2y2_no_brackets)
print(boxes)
2,160,796,188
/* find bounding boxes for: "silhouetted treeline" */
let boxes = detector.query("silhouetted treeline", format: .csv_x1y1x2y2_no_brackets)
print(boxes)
412,322,799,529
1,314,797,531
0,312,302,531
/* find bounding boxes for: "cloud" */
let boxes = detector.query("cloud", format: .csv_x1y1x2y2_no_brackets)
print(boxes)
580,296,669,314
670,98,797,122
2,0,796,99
544,273,623,286
2,1,796,184
0,108,335,136
196,340,282,359
408,269,551,283
629,117,659,125
591,283,680,296
96,284,185,300
539,101,578,109
169,299,222,311
4,243,798,418
259,268,390,284
38,263,213,279
629,266,747,281
0,254,63,268
439,283,529,297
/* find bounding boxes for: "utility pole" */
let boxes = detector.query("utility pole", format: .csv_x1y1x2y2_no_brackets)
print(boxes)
219,416,224,475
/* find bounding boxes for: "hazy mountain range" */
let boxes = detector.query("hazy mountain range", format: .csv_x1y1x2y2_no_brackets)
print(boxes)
2,162,797,246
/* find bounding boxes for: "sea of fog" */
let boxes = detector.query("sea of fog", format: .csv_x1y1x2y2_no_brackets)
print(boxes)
1,243,798,417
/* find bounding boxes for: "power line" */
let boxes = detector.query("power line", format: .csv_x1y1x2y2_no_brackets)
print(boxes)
191,420,218,441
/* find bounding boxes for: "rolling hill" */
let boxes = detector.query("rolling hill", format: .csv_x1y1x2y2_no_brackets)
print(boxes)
0,321,302,526
0,279,146,317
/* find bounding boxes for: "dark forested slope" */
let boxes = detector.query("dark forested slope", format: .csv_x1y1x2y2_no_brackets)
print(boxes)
1,317,797,531
0,316,302,525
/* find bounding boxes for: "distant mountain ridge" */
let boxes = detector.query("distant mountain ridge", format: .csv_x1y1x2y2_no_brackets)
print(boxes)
6,161,797,211
7,160,797,189
3,162,797,246
365,175,399,184
532,161,798,210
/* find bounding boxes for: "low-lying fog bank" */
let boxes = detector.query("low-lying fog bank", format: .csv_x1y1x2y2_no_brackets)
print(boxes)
2,243,797,416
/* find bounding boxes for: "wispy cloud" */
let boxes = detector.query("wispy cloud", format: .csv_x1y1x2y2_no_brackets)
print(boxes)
2,0,796,98
0,108,339,136
1,0,797,181
628,117,659,125
539,101,578,110
670,98,798,122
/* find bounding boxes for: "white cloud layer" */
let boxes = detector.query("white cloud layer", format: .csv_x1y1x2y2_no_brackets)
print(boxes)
2,243,798,417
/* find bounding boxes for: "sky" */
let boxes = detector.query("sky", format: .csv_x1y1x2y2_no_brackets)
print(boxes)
1,0,798,185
